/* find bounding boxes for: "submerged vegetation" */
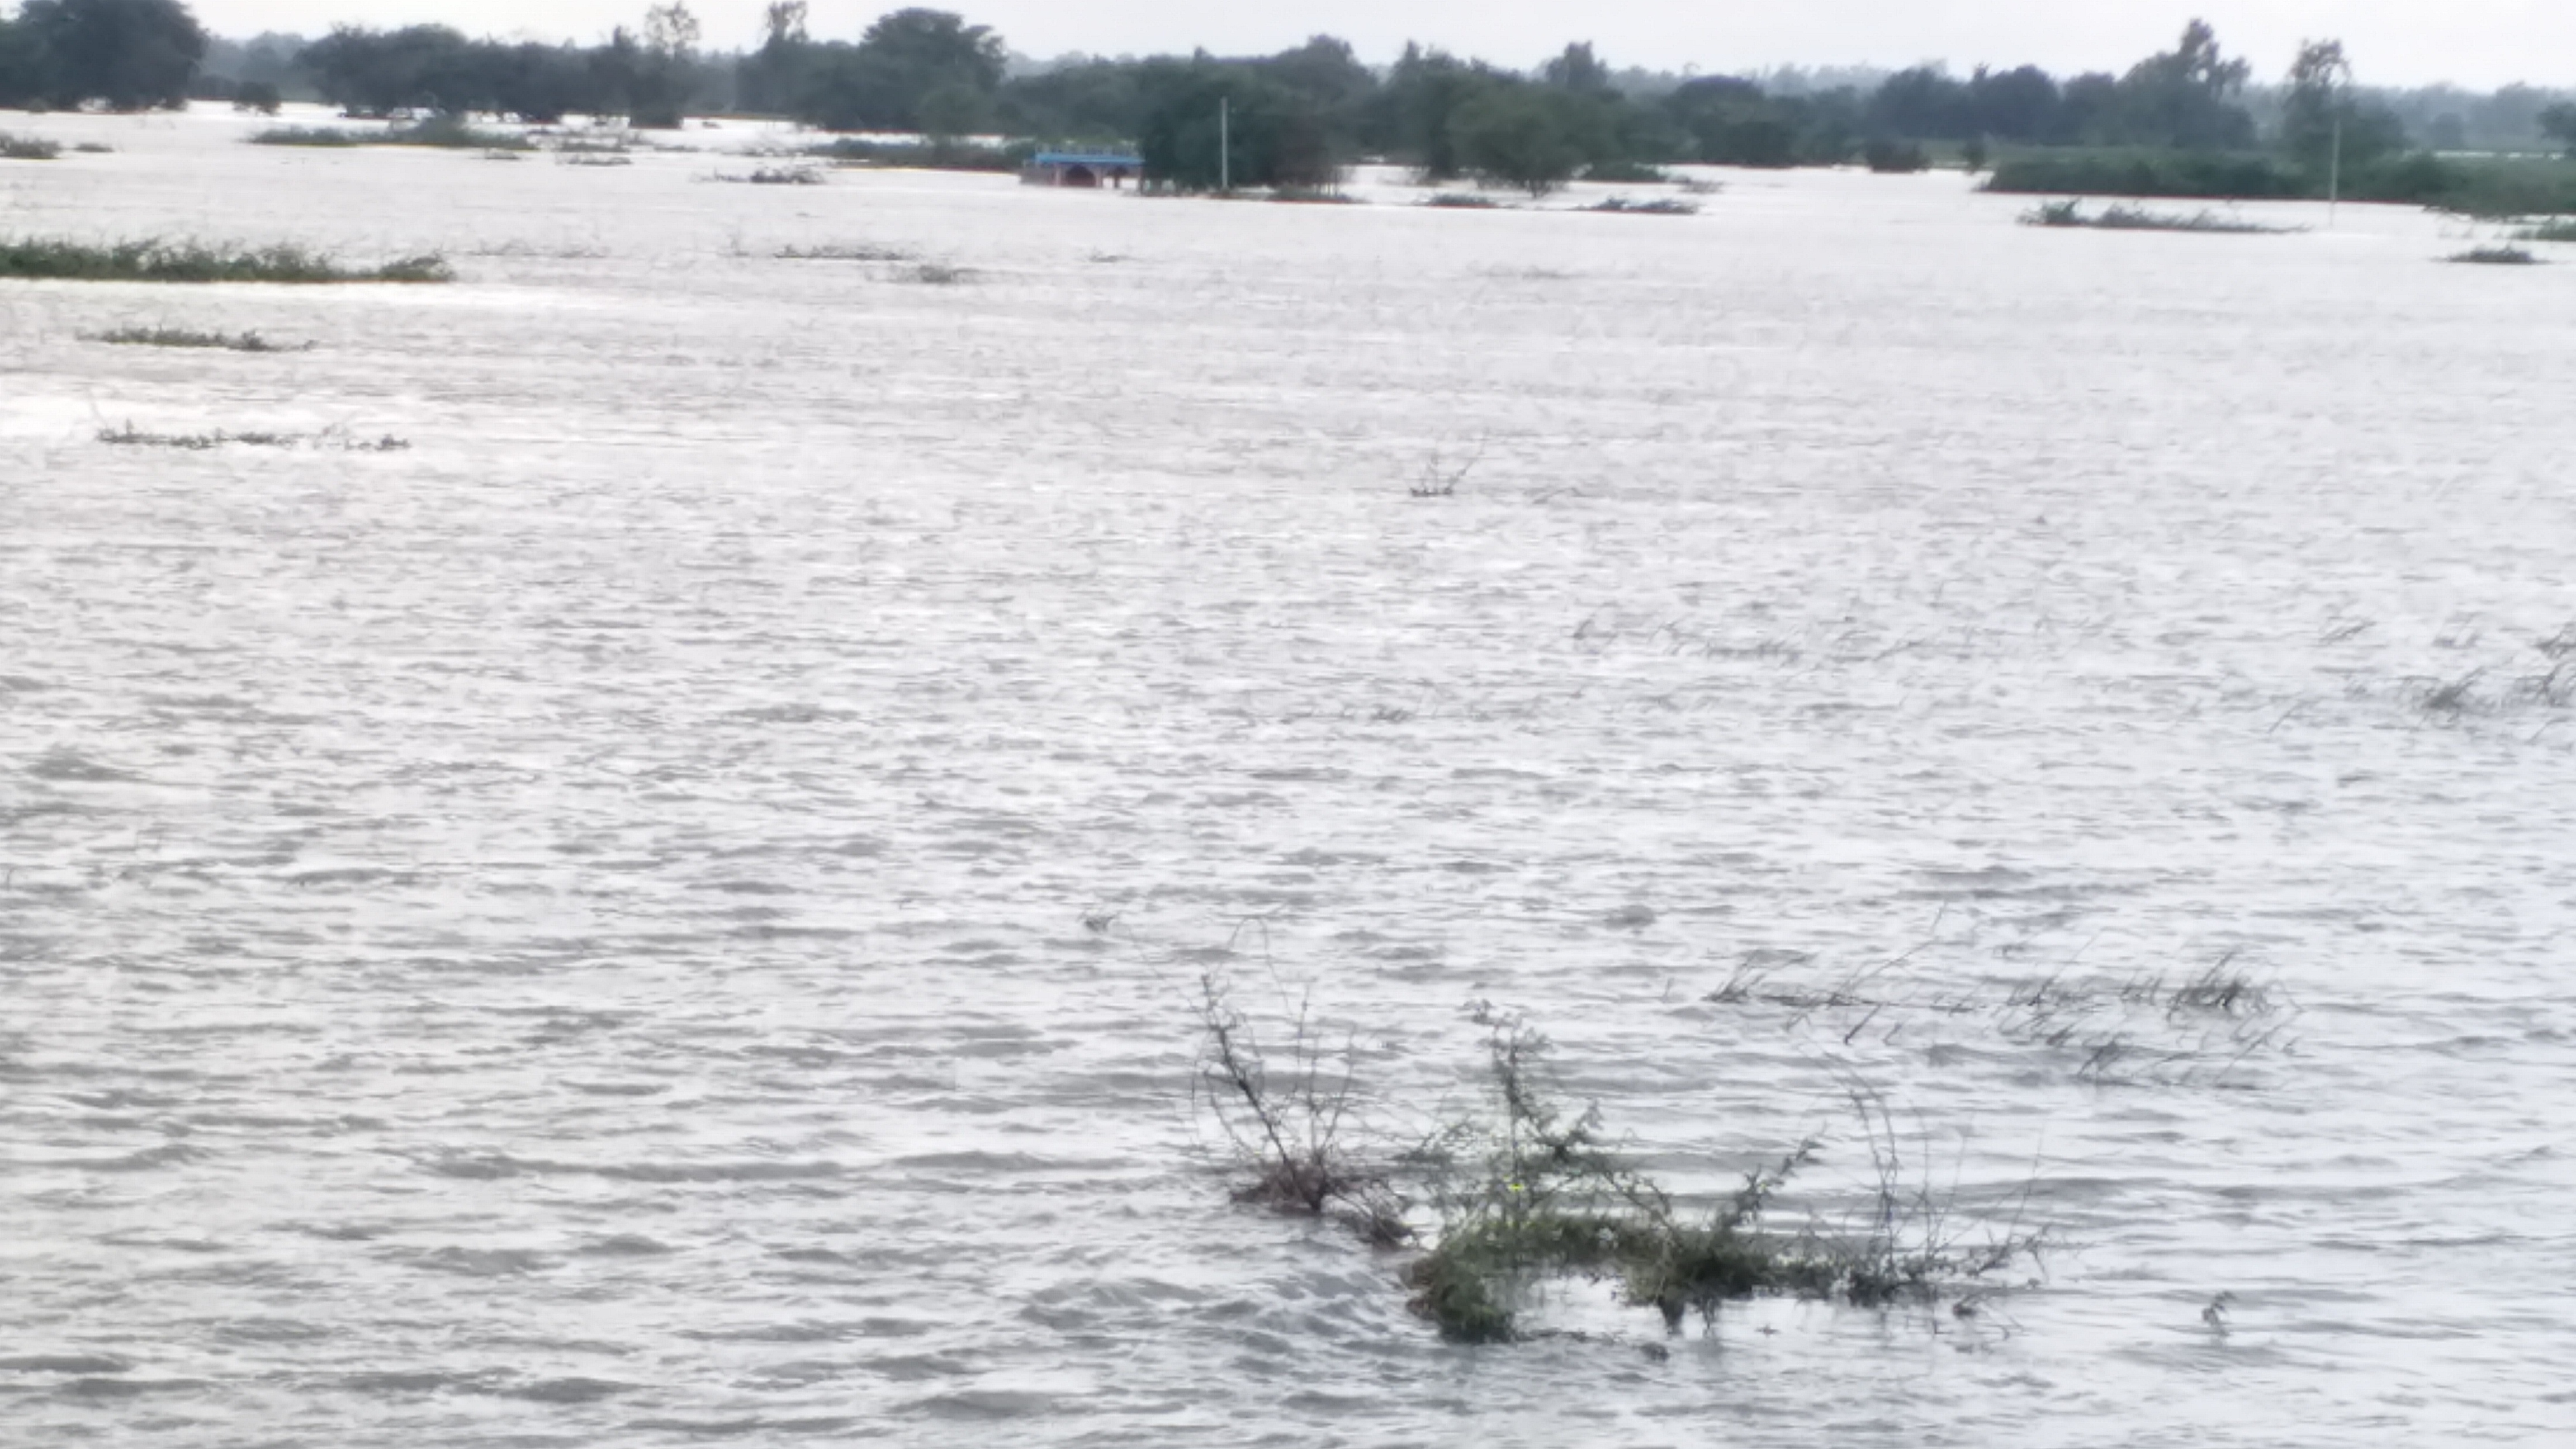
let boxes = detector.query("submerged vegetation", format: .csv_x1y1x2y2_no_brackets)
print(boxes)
0,238,452,283
85,325,310,351
1197,978,2056,1344
250,114,533,150
1,130,62,160
99,422,408,451
1584,196,1699,216
2447,245,2541,266
2020,198,2285,233
2512,218,2576,243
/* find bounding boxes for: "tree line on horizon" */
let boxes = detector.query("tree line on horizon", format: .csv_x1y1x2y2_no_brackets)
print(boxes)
7,0,2576,192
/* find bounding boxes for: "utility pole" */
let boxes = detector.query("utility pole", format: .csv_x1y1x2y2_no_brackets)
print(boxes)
2328,110,2343,229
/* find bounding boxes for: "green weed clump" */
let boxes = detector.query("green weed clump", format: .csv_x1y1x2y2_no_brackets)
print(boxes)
2449,244,2541,265
1,131,63,160
2021,199,2284,234
1197,978,2048,1345
1423,193,1499,209
250,126,369,147
252,116,532,151
0,238,451,284
99,422,408,450
1585,196,1699,216
779,243,916,262
85,326,310,352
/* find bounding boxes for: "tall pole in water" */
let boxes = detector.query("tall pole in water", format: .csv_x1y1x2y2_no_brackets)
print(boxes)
1219,96,1231,194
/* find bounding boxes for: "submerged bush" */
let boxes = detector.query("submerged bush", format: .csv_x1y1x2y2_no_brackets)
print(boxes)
1,131,63,160
2513,218,2576,242
85,326,309,352
250,116,532,151
1197,983,2048,1343
1585,196,1699,216
2448,245,2541,266
0,238,451,284
2021,200,2284,234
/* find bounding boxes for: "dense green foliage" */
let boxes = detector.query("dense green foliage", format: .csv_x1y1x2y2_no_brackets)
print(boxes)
10,1,2576,213
0,0,206,110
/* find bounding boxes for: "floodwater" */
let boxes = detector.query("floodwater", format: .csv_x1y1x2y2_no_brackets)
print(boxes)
4,107,2575,1446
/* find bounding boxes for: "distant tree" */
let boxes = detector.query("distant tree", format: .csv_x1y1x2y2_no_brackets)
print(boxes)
1370,44,1508,177
737,1,808,114
2279,40,2404,175
2541,102,2576,158
1134,61,1343,191
1542,41,1612,96
1965,64,2059,143
0,17,44,107
1867,66,1970,140
629,1,700,126
797,8,1003,132
2115,18,2255,149
1450,83,1585,194
233,77,281,112
17,0,207,111
1664,76,1799,167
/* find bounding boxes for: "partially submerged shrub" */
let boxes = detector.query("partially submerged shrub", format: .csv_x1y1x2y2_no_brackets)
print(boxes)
250,126,369,147
252,117,532,151
2021,200,2284,234
0,238,451,284
903,262,973,285
1424,193,1499,209
714,165,825,186
1,131,63,161
2512,218,2576,243
2449,245,2540,265
99,422,408,451
84,326,310,352
1585,196,1699,216
1195,973,1407,1246
1196,978,2049,1344
778,243,915,262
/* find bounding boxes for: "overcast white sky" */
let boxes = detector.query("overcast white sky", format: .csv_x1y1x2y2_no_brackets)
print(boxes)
185,2,2575,89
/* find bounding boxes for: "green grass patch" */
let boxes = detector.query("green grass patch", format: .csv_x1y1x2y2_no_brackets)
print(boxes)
85,326,311,352
0,238,452,284
2021,199,2286,234
1,131,63,160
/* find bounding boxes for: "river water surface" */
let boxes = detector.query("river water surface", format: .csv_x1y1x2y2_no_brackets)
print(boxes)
4,109,2574,1446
